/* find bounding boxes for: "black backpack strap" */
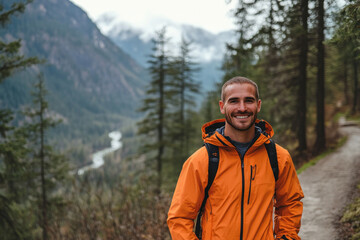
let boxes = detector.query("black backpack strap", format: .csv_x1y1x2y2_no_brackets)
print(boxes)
265,139,279,181
195,143,219,239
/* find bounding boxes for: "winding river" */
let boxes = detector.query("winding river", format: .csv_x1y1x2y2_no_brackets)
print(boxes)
77,131,122,175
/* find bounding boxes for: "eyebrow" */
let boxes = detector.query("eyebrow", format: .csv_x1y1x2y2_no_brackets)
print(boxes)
245,96,256,101
227,97,239,102
227,96,256,102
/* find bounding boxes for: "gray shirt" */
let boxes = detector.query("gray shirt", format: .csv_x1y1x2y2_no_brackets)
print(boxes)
218,126,252,158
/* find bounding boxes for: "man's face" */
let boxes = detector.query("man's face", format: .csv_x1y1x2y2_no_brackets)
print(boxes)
219,83,261,132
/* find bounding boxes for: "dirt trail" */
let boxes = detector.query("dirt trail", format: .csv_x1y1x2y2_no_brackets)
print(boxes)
298,119,360,240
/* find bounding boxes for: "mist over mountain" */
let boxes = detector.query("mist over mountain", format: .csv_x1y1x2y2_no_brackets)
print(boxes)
1,0,148,148
96,13,236,92
0,0,236,164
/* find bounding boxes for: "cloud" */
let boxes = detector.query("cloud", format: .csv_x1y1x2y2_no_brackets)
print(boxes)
71,0,236,34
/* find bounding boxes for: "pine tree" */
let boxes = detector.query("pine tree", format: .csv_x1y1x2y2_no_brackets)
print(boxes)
167,37,200,170
314,0,326,153
224,0,315,160
221,0,258,81
219,0,356,162
297,0,309,153
256,0,312,157
201,89,222,122
137,27,171,194
0,0,40,83
0,109,30,239
224,0,302,145
23,73,69,240
0,1,40,238
332,1,360,113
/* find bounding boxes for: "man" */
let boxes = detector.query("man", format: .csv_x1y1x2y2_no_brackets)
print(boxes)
167,76,304,240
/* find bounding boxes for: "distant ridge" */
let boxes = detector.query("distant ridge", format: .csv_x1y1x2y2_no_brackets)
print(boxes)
96,14,236,92
0,0,149,145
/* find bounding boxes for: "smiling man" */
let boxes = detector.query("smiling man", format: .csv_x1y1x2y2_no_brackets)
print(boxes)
219,80,261,142
167,76,304,240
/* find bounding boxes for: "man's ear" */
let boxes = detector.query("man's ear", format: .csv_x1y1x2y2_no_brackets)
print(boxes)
257,99,262,113
219,100,225,114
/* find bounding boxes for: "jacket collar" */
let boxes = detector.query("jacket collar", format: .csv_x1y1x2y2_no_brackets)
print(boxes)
202,119,274,150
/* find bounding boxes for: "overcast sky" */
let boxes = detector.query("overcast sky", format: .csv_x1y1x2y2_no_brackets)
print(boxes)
70,0,238,34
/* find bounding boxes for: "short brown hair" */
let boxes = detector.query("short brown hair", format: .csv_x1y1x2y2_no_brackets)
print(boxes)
221,76,260,101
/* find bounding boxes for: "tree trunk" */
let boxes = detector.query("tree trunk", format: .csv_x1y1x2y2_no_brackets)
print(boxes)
314,0,326,153
298,0,309,153
157,59,165,194
39,79,48,240
344,59,349,105
352,58,359,114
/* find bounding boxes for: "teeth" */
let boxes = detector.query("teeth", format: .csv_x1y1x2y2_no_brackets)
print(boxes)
235,116,248,119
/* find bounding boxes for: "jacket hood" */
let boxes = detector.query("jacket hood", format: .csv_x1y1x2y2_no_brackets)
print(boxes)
201,119,274,149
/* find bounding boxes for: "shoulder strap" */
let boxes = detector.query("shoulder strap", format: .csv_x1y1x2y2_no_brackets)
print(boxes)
195,143,219,239
264,139,279,181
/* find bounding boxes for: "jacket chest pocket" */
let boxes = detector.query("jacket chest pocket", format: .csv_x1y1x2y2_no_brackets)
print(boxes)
247,165,275,205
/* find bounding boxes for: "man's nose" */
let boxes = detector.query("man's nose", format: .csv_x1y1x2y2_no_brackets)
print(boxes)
237,101,247,112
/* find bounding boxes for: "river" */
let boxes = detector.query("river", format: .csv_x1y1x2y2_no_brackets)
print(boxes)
77,131,122,175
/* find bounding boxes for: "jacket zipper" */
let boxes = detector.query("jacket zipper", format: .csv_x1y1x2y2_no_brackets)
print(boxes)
248,165,253,204
240,154,245,240
233,133,260,240
248,165,256,204
235,150,248,240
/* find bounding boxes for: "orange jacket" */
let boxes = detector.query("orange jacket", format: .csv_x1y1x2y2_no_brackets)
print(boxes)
167,119,304,240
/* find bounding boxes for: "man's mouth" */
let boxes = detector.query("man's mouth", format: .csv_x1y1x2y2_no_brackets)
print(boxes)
235,115,249,119
233,112,253,120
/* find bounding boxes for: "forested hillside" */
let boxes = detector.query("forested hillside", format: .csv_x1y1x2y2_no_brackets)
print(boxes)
0,0,148,159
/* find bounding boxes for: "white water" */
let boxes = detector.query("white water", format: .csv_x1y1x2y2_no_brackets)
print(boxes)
77,131,122,175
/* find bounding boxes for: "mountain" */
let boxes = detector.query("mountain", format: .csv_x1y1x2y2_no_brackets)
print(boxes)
96,14,236,92
0,0,148,151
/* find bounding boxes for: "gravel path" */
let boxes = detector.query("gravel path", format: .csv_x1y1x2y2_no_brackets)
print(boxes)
298,120,360,240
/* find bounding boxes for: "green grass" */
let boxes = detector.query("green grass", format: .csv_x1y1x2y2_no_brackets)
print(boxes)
341,184,360,240
297,135,348,174
348,114,360,124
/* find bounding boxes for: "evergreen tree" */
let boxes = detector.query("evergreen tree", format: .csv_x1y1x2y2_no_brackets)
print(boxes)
221,0,258,81
0,1,40,238
332,0,360,113
23,73,69,240
202,89,222,122
297,0,309,153
274,0,312,155
167,38,200,171
225,0,303,148
137,27,171,194
219,0,356,162
224,0,327,160
0,0,40,83
314,0,326,153
250,0,293,131
352,58,359,113
0,109,30,239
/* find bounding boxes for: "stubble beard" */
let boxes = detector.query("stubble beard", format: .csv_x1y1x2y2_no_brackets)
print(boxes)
225,112,257,132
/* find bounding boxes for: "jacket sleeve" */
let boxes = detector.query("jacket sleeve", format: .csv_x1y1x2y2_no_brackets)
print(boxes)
274,146,304,240
167,148,208,240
